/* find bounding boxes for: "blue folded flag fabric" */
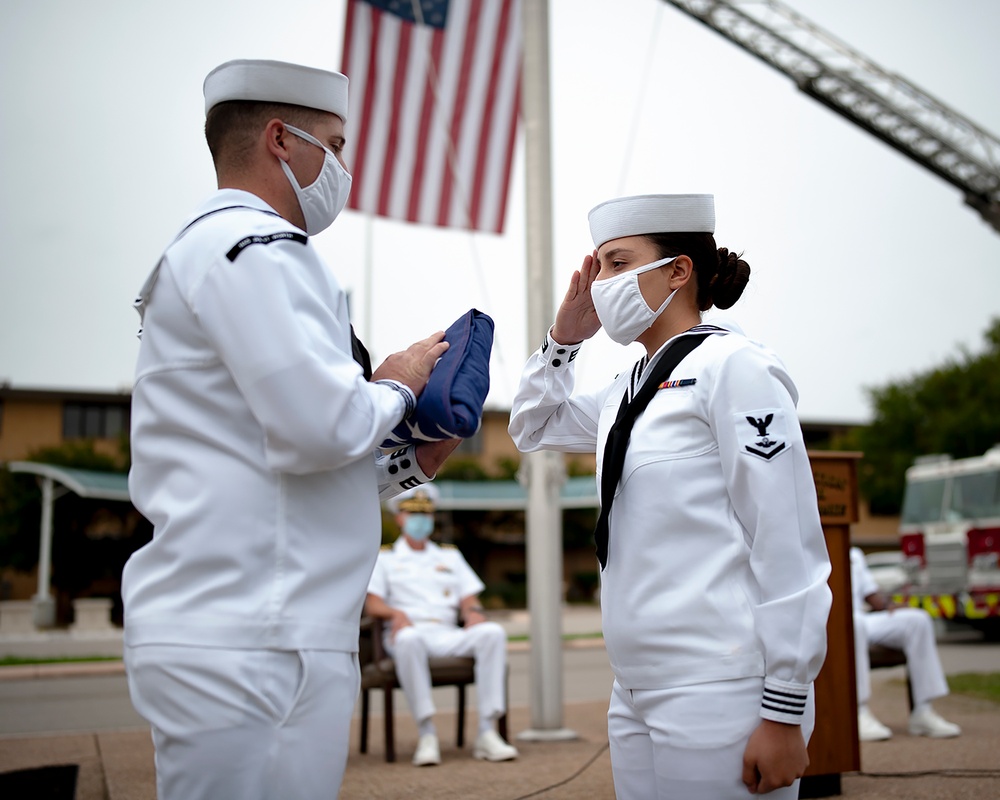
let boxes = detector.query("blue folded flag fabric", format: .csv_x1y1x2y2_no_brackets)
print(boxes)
380,309,495,448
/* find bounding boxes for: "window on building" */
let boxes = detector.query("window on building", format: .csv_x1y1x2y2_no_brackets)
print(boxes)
63,402,130,440
104,405,126,438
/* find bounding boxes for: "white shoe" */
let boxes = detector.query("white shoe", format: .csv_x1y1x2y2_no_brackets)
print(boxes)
412,734,441,766
858,707,892,741
473,729,518,762
908,706,961,738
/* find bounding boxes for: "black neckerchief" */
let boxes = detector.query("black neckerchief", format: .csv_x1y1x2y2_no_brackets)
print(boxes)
594,330,716,569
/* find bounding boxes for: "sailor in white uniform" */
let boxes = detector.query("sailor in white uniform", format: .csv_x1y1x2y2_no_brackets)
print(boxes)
509,194,832,798
122,59,459,800
366,484,518,766
850,547,961,740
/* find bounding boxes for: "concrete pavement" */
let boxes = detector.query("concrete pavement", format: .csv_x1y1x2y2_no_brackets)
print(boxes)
2,606,999,798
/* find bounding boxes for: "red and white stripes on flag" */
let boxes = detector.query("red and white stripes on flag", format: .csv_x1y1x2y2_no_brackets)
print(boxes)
341,0,522,233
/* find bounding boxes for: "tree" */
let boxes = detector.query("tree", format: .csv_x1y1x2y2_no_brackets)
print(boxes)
841,318,1000,514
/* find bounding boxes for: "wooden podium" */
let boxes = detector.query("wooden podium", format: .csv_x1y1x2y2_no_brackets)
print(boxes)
799,451,862,798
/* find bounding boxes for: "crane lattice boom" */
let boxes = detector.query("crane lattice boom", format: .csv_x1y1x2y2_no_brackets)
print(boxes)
663,0,1000,233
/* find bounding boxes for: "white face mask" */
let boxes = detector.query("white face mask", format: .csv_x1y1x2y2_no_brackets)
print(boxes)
279,123,352,235
590,256,678,345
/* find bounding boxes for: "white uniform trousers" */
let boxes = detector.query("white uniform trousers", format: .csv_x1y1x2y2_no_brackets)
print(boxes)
607,677,815,800
124,644,359,800
385,621,507,724
853,608,948,707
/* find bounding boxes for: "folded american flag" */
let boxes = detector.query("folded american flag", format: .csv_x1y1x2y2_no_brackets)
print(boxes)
381,309,494,447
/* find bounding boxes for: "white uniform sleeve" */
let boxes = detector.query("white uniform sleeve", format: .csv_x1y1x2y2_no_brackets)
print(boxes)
452,550,486,599
710,344,832,725
508,330,607,453
849,547,879,611
183,238,406,474
375,446,434,499
367,551,389,599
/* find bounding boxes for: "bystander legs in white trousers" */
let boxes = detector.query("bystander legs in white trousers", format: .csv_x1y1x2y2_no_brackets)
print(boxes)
389,622,509,746
851,547,961,741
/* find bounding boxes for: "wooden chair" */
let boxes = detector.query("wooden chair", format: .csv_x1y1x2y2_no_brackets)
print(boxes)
358,616,509,763
868,644,914,710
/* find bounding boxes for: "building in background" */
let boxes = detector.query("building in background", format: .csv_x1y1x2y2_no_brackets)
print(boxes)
0,385,141,622
1,385,893,619
0,386,131,463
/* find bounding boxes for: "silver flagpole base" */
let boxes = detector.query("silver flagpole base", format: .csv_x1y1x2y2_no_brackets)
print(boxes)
515,727,579,742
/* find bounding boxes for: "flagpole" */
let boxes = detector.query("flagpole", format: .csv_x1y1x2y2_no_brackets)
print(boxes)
517,0,576,742
363,213,374,347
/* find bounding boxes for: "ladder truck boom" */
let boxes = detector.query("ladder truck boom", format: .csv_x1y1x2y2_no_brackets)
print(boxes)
662,0,1000,234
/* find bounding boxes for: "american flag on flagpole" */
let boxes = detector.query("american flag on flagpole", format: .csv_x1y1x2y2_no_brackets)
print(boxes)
340,0,522,234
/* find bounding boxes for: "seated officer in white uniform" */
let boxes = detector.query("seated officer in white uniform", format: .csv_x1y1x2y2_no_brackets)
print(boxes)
850,547,961,741
365,484,518,766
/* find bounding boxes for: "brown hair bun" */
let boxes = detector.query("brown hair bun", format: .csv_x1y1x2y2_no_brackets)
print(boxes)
710,248,750,310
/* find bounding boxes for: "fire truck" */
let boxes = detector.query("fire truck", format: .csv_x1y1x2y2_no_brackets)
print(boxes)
895,446,1000,638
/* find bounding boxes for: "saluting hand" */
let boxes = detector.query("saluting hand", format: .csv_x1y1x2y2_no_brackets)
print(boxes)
551,251,601,345
372,331,449,397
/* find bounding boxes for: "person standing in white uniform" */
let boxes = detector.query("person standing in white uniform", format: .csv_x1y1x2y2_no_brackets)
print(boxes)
509,194,832,798
366,484,518,766
849,547,961,741
122,59,461,800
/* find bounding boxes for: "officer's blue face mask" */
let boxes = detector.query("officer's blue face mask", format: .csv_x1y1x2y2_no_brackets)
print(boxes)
403,513,435,541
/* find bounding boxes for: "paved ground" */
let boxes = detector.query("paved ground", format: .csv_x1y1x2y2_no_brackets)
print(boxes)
1,607,998,799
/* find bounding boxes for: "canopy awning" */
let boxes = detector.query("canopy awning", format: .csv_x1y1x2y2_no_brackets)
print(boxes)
435,476,597,510
8,461,130,502
6,461,132,625
5,462,598,511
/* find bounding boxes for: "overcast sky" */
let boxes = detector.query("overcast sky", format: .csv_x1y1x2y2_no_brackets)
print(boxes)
1,0,998,424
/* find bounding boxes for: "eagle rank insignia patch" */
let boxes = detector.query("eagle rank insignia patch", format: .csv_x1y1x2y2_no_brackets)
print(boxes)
735,408,788,461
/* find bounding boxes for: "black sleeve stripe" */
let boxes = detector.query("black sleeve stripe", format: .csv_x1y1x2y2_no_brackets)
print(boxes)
764,687,808,701
763,697,806,709
762,702,805,716
226,231,308,262
762,686,807,715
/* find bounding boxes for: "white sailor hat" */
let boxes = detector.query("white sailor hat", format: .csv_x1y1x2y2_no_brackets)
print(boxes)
588,194,715,248
386,484,440,514
203,59,349,121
